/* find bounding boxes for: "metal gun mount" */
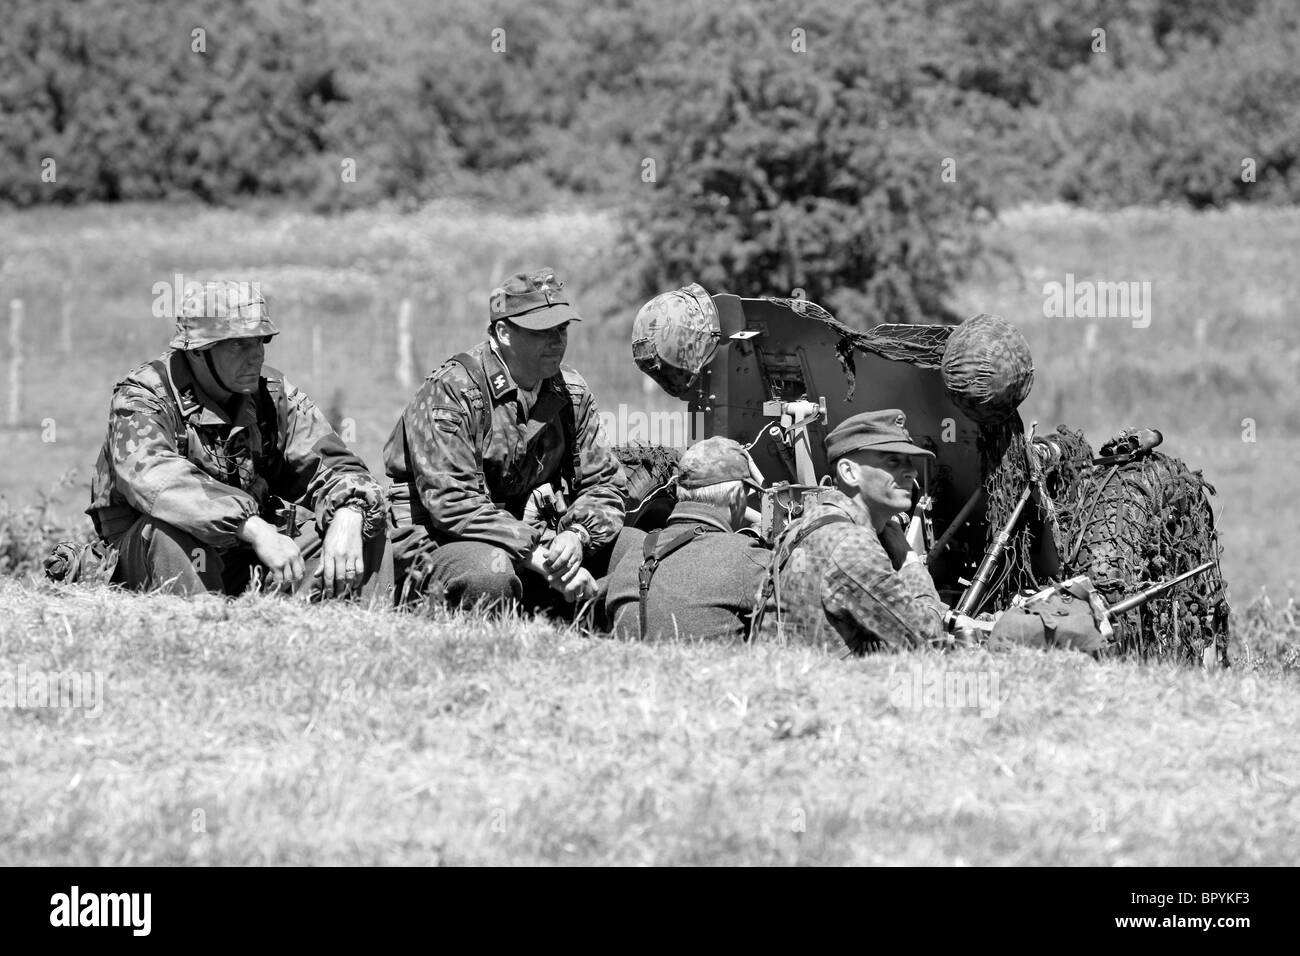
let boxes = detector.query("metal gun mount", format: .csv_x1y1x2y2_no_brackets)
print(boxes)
677,294,987,589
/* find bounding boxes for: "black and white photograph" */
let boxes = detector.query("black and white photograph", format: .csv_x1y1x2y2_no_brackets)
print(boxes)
0,0,1293,909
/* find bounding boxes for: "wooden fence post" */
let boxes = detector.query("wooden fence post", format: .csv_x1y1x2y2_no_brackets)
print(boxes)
7,299,23,426
396,298,413,389
312,324,323,390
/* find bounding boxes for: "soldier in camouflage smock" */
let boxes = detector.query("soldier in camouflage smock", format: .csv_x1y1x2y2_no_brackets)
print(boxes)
384,268,630,613
756,410,953,653
86,280,387,598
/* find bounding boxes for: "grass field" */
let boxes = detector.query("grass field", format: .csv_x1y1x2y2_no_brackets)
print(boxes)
2,199,1298,865
3,578,1297,866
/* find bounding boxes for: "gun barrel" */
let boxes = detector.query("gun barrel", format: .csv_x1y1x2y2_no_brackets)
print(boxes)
954,483,1033,617
1106,560,1215,618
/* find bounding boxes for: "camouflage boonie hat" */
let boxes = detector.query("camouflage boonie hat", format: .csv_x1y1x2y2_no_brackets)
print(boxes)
633,282,721,398
169,280,279,351
940,313,1033,425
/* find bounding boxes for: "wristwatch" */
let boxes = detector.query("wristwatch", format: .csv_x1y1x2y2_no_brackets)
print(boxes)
571,523,592,549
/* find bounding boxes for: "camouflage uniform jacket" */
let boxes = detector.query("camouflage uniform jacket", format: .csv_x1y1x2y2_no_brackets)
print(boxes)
88,350,386,548
762,489,947,653
383,340,627,562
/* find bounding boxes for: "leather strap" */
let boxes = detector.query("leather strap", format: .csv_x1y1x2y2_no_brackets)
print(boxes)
749,512,853,642
637,524,709,639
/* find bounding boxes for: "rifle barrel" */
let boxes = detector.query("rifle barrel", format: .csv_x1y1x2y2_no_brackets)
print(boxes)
1106,561,1215,618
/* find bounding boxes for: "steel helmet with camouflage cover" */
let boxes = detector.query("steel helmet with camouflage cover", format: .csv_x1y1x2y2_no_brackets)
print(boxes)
632,282,721,398
169,279,279,351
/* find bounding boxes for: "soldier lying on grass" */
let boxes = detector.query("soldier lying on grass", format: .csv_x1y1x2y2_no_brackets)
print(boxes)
384,268,631,617
76,280,387,598
753,409,970,653
605,436,770,642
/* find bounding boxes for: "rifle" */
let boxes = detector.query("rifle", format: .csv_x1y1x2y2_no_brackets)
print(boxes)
951,560,1216,638
1104,560,1215,619
952,482,1033,618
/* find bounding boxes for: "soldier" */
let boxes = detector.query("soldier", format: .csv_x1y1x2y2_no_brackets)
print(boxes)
384,268,629,614
605,437,769,641
85,280,387,598
755,409,961,653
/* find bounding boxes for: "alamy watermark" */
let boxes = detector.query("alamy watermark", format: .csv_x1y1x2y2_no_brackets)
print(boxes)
150,273,262,319
0,665,104,718
888,663,1002,718
597,404,705,449
1042,273,1152,329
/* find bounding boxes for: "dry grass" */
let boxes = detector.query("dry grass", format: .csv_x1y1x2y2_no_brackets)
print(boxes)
2,578,1296,865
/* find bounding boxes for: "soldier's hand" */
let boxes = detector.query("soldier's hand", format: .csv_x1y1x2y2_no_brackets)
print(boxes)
543,530,584,577
555,567,597,604
904,512,926,554
320,506,365,597
239,516,306,590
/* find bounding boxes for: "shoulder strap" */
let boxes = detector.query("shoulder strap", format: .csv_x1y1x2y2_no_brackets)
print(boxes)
637,524,708,639
748,512,854,642
557,373,583,496
449,352,493,449
255,367,286,458
146,358,188,458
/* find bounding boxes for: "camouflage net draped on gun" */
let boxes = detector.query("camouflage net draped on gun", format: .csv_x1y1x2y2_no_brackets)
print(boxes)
762,298,953,369
1057,446,1230,665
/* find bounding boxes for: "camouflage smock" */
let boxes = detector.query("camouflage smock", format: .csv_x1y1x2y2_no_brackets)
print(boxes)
383,340,627,562
88,350,386,547
761,489,947,653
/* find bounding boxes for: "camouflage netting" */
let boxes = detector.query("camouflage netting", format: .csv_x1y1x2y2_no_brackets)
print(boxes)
977,421,1229,666
762,297,953,370
975,420,1039,610
1056,443,1230,666
613,442,683,528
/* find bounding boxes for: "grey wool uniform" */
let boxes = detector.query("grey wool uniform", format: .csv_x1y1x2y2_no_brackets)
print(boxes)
605,500,770,641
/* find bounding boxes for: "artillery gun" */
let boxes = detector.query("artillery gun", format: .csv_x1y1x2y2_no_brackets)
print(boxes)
616,287,1230,666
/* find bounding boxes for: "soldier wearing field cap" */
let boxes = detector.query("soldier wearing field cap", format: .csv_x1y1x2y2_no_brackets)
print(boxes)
384,268,629,614
605,436,770,641
754,409,953,653
83,280,387,597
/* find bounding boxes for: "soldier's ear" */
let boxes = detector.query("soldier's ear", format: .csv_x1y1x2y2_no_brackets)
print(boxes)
492,321,511,346
834,456,857,487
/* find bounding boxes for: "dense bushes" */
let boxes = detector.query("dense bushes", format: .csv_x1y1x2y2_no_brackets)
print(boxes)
0,0,341,205
1,0,1296,320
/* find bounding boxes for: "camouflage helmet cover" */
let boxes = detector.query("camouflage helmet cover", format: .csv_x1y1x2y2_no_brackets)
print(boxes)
940,313,1034,425
169,280,279,351
632,282,721,398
